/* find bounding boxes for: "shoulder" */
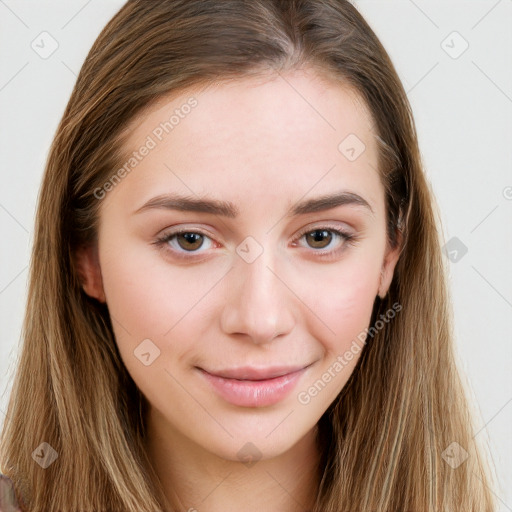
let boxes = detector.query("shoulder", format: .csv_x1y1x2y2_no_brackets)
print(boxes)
0,473,23,510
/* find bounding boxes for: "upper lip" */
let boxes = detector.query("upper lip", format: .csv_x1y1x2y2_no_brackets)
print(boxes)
200,365,309,381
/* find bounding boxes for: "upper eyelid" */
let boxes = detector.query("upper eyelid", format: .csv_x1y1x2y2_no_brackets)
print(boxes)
159,222,352,241
294,222,353,236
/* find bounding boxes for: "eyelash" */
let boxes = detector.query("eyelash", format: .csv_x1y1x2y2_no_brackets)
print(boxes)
153,224,358,261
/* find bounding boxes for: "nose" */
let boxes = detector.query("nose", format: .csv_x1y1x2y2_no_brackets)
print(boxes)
219,245,296,345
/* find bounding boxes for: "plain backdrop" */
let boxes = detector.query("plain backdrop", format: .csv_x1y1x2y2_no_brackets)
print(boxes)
0,0,511,508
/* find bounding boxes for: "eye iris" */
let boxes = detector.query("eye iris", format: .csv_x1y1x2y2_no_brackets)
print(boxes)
177,232,203,251
306,229,332,249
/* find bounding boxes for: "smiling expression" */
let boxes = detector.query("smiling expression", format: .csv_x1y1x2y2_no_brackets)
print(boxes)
79,67,400,461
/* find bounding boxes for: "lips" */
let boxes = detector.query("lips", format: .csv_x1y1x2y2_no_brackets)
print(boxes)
205,365,307,381
197,364,310,408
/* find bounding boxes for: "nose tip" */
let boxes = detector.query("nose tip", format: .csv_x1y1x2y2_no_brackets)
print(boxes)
219,255,295,345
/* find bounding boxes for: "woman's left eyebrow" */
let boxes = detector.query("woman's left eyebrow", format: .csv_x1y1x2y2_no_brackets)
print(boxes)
133,190,374,218
290,191,374,217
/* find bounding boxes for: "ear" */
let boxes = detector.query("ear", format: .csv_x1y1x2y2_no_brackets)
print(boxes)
75,244,106,303
378,231,402,299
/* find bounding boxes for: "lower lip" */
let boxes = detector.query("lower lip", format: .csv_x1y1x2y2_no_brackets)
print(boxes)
198,368,306,407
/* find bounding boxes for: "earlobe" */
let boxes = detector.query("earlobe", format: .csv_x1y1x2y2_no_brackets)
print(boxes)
75,244,106,303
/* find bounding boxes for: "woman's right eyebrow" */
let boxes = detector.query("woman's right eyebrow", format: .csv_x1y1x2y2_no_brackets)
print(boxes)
133,193,239,217
133,190,374,218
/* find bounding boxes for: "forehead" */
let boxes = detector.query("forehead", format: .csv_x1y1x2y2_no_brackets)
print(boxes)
113,68,382,213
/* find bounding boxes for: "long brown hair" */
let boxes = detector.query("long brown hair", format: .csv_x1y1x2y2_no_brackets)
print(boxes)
0,1,496,510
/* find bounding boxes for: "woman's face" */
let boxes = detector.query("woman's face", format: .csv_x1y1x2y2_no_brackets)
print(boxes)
79,68,400,461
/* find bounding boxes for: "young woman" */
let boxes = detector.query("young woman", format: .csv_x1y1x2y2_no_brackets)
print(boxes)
0,1,496,510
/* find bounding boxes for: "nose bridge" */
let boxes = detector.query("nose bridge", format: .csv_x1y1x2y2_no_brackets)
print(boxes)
220,238,295,343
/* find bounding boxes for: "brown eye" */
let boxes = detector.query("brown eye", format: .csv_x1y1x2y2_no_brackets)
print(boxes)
176,232,205,251
305,229,333,249
153,228,216,260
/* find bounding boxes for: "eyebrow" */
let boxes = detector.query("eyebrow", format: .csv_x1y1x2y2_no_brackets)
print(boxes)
134,191,374,218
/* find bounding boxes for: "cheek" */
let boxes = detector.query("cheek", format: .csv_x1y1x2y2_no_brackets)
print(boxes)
299,254,381,352
332,269,377,336
294,262,380,409
100,236,186,327
97,246,210,404
98,237,228,361
99,253,174,339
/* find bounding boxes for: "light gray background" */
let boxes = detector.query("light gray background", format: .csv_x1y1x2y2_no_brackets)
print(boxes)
0,0,511,508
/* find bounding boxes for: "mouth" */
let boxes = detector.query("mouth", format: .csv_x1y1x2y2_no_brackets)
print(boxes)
196,364,311,408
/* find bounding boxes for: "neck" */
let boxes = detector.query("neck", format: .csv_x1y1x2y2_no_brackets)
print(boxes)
144,407,321,512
